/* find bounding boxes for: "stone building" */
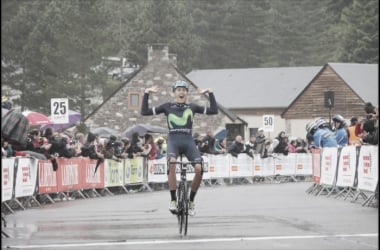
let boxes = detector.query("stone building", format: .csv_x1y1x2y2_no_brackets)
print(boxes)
83,45,245,138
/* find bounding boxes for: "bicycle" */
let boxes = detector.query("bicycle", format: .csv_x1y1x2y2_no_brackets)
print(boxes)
170,157,198,236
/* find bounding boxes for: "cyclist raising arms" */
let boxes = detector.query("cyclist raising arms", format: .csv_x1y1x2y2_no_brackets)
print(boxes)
141,81,218,216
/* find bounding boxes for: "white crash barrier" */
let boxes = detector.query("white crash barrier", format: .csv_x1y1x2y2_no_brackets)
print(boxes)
2,146,378,212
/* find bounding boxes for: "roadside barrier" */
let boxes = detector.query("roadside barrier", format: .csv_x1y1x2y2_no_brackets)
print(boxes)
1,145,378,214
307,145,378,207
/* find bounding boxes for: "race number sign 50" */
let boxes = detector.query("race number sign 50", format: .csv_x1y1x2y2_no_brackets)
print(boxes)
262,115,274,132
51,98,69,124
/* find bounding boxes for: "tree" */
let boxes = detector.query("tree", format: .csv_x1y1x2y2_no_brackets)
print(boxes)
119,0,202,73
2,0,109,117
335,0,378,63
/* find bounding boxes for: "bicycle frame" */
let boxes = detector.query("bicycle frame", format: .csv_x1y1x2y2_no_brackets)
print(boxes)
169,158,202,236
172,160,190,236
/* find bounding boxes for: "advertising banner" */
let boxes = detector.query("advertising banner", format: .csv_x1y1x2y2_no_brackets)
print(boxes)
294,153,313,176
104,159,124,187
56,158,81,192
38,160,58,194
14,158,38,198
319,147,338,186
81,158,104,189
229,154,253,177
335,146,357,188
207,154,230,178
1,158,16,202
274,153,296,176
357,146,378,192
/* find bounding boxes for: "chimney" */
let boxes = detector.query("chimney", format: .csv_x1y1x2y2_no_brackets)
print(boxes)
147,44,177,66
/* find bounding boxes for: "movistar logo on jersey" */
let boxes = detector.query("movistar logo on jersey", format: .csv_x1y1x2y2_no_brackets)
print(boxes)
168,108,193,128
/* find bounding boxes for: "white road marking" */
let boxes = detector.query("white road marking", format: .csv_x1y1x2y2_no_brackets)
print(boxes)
6,233,378,249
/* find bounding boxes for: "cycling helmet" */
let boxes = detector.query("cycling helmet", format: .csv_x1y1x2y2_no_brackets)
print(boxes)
172,80,189,92
332,114,345,123
305,121,316,134
332,114,346,128
314,117,328,129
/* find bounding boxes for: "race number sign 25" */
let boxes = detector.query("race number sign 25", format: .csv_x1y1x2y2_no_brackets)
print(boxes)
51,98,69,124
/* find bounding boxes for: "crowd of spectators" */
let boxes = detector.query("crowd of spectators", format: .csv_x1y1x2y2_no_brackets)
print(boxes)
2,97,377,169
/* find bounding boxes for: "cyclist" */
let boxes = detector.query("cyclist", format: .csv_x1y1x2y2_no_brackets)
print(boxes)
332,114,348,146
141,80,218,216
306,117,337,148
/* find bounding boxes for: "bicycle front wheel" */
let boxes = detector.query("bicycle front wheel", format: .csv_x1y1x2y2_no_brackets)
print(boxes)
177,181,188,236
183,185,189,236
177,182,184,235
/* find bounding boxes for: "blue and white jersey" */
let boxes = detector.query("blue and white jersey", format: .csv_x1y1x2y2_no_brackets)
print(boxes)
313,128,338,148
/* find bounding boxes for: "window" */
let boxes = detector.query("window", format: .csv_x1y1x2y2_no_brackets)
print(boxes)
129,92,140,110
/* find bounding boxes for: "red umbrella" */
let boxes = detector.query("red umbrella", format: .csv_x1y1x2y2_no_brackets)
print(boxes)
22,111,52,126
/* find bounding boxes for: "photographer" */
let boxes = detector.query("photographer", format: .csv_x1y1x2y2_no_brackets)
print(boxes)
103,135,122,161
2,138,13,157
361,102,378,145
81,132,104,173
126,132,144,158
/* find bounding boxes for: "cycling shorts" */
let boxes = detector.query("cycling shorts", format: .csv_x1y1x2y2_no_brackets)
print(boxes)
166,133,202,163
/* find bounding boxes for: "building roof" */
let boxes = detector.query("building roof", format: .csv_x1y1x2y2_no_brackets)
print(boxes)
328,63,378,106
187,63,378,109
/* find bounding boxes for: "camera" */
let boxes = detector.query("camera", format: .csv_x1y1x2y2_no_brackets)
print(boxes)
366,114,374,120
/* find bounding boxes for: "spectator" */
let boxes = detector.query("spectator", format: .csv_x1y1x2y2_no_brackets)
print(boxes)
103,137,117,160
228,135,246,157
201,130,216,154
332,114,349,146
244,135,256,158
81,132,104,173
2,138,13,157
81,132,103,158
193,133,205,153
194,133,210,155
155,137,167,157
268,131,289,155
119,137,132,159
1,96,12,110
348,117,361,146
355,116,365,139
143,133,158,160
288,139,298,153
213,138,227,154
255,128,266,155
127,132,144,158
73,132,85,156
361,119,378,145
364,102,378,119
261,139,272,158
361,102,378,145
295,137,308,153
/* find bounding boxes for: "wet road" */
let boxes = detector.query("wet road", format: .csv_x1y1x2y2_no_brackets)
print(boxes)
2,181,378,250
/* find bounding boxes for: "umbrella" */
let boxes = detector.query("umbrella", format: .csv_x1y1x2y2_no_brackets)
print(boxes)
2,108,10,118
40,110,81,132
1,109,30,145
214,129,228,141
121,124,167,139
91,127,120,138
22,111,52,126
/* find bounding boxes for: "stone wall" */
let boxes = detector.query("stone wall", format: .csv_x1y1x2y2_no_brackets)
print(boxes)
85,45,233,138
